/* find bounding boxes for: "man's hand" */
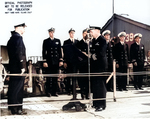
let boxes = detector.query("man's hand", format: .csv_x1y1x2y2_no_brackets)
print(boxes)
59,61,63,67
92,54,97,60
134,62,137,66
21,68,25,75
43,62,48,68
64,63,67,69
116,64,119,68
82,52,88,57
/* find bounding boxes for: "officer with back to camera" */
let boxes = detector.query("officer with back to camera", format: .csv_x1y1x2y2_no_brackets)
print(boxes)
42,27,63,97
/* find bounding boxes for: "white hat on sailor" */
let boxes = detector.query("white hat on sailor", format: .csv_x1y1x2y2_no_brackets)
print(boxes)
102,30,111,36
134,33,142,39
118,32,126,37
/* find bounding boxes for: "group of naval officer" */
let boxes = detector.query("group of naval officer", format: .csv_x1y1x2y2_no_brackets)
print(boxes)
42,26,145,111
43,26,145,111
6,22,146,114
42,26,109,111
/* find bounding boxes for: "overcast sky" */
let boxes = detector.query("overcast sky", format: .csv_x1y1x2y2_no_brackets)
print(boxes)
0,0,150,58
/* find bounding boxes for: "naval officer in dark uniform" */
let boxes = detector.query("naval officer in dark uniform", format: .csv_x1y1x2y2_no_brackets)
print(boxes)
7,23,27,115
102,30,114,91
89,26,108,111
42,27,63,97
113,32,129,91
77,29,90,99
63,28,79,96
130,33,145,90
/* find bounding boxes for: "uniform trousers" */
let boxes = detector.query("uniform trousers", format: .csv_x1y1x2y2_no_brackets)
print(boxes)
117,65,127,90
133,65,144,88
45,64,59,95
78,64,89,99
8,76,25,112
91,61,107,109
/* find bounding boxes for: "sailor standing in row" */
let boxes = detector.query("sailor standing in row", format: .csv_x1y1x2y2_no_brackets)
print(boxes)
130,33,145,90
63,28,79,96
77,29,90,99
42,27,63,97
113,32,129,91
102,30,114,91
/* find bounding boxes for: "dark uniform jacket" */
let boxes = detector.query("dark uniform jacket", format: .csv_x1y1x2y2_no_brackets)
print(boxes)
7,31,26,111
130,42,145,66
63,38,79,64
90,35,108,71
90,35,107,108
113,42,129,67
106,41,114,68
42,37,62,66
77,39,90,69
78,39,88,54
7,31,26,73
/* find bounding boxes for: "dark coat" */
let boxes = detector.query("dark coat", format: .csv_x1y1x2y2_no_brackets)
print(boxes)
77,39,89,68
113,42,129,67
90,35,108,72
63,38,79,46
7,31,27,73
42,37,62,66
63,38,79,65
130,42,145,66
78,39,89,54
106,41,114,69
90,35,108,109
7,31,26,111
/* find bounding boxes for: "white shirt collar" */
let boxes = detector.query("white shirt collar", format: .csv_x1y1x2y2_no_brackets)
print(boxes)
70,38,74,42
83,39,86,42
106,40,109,44
136,42,140,45
50,37,54,40
120,41,124,45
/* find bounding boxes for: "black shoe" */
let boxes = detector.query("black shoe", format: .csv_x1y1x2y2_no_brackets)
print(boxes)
107,88,113,92
139,88,144,90
67,93,71,95
46,93,51,97
52,94,58,97
135,88,138,90
119,89,123,91
123,89,128,91
95,107,103,112
92,105,95,108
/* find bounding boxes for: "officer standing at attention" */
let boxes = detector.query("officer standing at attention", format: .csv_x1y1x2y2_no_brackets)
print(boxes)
113,32,129,91
102,30,114,91
63,28,79,96
42,27,63,97
7,23,27,115
89,26,108,111
77,29,90,99
130,33,145,90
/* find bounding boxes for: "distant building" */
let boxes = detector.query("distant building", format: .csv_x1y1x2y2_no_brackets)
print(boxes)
101,14,150,53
